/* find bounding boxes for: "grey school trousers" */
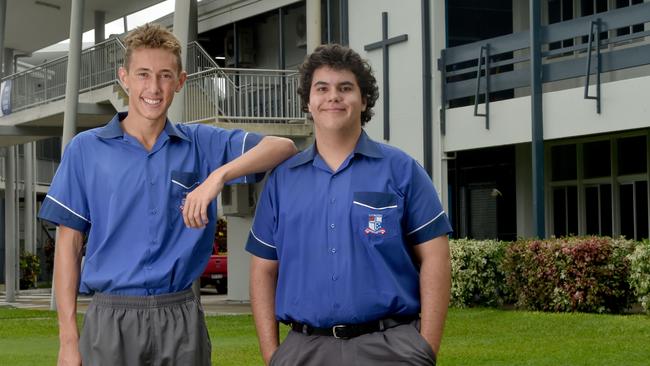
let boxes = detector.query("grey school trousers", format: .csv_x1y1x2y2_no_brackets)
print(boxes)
79,289,211,366
270,319,436,366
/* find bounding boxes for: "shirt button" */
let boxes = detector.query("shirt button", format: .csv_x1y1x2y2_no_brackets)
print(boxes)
150,239,157,245
150,209,158,215
330,248,336,254
332,274,338,281
330,224,335,229
150,180,155,185
330,198,336,204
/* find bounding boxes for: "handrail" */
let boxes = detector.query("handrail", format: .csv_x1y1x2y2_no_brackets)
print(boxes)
584,19,602,114
473,44,490,129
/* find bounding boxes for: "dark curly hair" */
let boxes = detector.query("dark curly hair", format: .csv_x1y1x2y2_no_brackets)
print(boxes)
297,44,379,125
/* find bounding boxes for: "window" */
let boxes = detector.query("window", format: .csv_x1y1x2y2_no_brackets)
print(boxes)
585,184,612,236
36,137,62,161
616,0,644,37
583,140,611,178
581,0,609,44
618,136,647,175
620,181,649,240
548,0,575,52
551,144,577,181
553,186,579,237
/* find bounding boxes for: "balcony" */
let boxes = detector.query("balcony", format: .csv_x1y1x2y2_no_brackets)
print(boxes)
441,2,650,152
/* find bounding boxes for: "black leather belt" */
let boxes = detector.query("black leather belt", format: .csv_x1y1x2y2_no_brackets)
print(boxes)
290,316,417,339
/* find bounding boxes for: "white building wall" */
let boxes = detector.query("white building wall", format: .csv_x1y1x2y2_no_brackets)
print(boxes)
445,74,650,152
348,0,425,163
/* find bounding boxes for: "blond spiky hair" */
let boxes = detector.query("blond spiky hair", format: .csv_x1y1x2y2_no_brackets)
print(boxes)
122,23,182,72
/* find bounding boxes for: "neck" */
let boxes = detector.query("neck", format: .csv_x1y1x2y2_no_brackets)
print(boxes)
121,114,166,151
314,125,362,172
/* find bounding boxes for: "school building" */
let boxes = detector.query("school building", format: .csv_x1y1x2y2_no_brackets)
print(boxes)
1,0,649,301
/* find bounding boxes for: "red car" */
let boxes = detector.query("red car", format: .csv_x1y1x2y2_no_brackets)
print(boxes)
201,242,228,293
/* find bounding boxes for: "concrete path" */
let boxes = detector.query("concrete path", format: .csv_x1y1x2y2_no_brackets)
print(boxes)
0,288,251,316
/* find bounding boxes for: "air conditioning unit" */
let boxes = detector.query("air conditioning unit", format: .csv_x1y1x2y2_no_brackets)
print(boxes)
221,184,256,217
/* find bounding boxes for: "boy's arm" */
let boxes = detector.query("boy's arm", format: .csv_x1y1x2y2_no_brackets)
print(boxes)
250,256,280,365
413,235,451,356
183,136,296,228
55,225,85,366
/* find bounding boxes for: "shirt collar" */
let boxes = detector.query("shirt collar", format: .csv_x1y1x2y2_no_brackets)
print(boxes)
288,130,383,168
96,112,190,142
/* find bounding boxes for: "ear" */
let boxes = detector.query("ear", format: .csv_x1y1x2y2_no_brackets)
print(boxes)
118,67,129,89
176,71,188,92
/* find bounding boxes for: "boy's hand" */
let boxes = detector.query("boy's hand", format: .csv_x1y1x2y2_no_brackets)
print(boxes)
182,171,225,228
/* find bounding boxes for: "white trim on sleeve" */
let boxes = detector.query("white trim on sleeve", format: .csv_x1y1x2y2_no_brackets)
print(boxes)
406,211,444,236
242,132,250,184
250,229,276,248
45,195,91,223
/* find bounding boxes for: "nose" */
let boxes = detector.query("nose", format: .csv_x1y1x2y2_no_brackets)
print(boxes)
327,89,342,102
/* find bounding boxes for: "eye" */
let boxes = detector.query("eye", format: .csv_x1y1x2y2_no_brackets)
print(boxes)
340,85,353,92
137,72,148,79
315,86,327,92
161,73,173,79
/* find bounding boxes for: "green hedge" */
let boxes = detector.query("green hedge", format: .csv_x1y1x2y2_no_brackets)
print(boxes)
450,236,647,314
628,240,650,313
449,239,508,308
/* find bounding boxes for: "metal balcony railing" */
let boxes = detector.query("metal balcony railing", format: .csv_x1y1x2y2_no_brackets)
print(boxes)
1,39,305,124
3,37,126,113
184,67,302,123
440,2,650,130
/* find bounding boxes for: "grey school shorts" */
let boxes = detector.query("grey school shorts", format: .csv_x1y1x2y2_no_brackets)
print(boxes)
79,288,211,366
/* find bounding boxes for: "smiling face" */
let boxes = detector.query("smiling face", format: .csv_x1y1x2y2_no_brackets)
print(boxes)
118,47,186,126
308,66,367,134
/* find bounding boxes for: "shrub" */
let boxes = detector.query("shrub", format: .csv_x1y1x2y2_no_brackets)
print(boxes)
450,238,508,307
503,237,635,313
628,239,650,313
19,252,41,290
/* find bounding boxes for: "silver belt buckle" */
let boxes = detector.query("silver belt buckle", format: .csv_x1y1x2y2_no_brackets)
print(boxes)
332,324,346,339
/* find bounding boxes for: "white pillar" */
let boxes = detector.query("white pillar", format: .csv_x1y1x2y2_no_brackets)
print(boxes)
306,0,321,52
24,143,34,254
226,216,252,301
5,146,16,301
169,0,197,123
52,0,84,310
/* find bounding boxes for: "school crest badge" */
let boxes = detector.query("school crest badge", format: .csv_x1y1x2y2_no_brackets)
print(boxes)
364,214,386,235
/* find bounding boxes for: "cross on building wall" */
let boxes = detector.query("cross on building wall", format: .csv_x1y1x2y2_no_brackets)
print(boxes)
364,11,408,141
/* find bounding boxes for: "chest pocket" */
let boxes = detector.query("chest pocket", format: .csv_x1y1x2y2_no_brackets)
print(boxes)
169,171,200,221
351,192,403,244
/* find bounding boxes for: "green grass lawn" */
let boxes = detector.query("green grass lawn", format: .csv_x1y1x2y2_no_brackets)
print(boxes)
1,307,649,365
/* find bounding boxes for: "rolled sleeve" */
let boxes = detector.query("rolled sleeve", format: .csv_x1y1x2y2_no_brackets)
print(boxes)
38,137,91,233
404,161,452,245
245,172,278,260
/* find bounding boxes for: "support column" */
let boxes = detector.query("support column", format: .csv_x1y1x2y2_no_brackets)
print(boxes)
169,0,197,123
226,216,252,301
24,142,34,254
5,146,16,301
431,0,449,210
530,0,546,238
306,0,321,51
52,0,84,310
94,10,105,43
